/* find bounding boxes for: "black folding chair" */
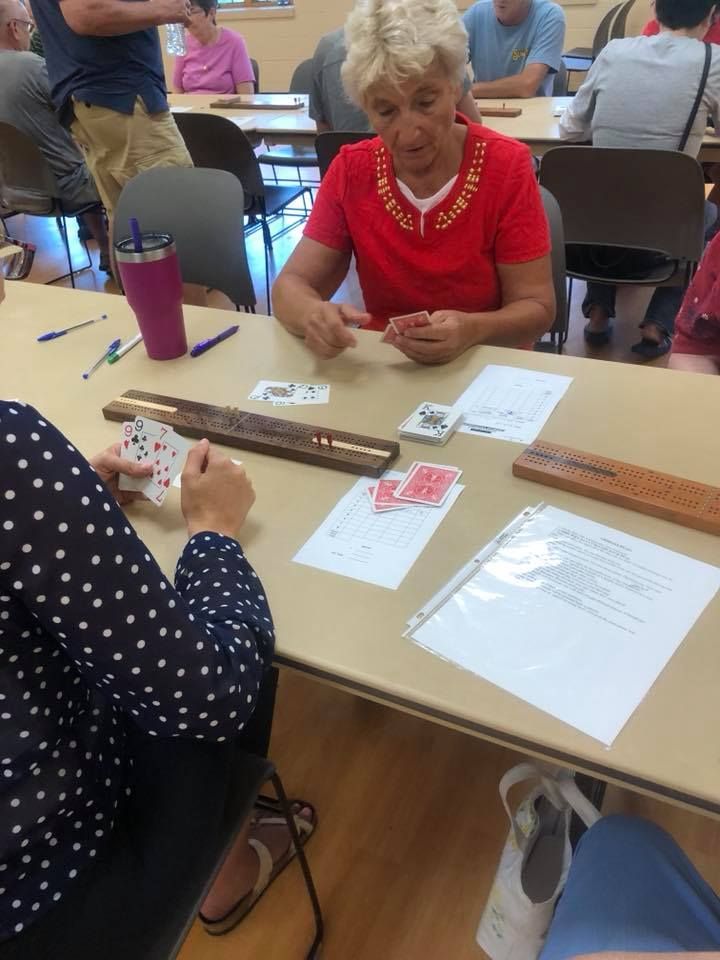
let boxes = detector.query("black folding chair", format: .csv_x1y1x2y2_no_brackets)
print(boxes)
0,121,100,286
175,112,313,308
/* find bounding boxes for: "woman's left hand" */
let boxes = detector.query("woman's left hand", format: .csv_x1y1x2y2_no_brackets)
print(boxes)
89,442,154,506
390,310,477,365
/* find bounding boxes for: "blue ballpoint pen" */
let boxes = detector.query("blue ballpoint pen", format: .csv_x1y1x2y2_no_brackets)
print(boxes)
82,338,121,380
37,313,108,342
190,324,239,358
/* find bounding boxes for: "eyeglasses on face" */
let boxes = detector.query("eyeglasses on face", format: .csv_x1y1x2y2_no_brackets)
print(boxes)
10,18,35,33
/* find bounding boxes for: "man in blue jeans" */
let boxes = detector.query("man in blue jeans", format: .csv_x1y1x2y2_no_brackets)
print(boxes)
541,816,720,960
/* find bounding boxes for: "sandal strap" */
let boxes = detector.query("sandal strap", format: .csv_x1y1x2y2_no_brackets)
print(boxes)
251,811,315,838
248,838,274,896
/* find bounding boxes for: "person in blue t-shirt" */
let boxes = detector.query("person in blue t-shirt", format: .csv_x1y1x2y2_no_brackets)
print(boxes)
29,0,194,219
464,0,566,98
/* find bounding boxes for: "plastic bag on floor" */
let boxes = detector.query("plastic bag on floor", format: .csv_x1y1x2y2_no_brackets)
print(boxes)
477,762,601,960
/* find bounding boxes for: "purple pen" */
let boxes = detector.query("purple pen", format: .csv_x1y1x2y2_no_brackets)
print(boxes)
190,325,239,358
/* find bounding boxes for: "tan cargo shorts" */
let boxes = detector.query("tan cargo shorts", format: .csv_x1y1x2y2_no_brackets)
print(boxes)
71,97,193,217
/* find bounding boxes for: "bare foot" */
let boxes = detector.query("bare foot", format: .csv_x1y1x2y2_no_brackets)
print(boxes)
200,802,313,922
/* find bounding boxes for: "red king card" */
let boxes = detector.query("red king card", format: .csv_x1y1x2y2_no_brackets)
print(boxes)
394,462,462,506
389,311,431,335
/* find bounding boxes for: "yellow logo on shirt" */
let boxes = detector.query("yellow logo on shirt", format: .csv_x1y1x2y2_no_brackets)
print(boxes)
511,47,530,61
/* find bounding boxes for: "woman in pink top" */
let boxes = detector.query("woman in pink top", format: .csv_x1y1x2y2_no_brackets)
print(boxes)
173,0,255,95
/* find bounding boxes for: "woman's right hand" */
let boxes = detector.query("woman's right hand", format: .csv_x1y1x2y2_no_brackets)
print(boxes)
181,439,255,540
302,301,371,359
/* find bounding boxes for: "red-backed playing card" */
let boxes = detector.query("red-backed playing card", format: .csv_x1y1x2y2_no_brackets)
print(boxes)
394,461,462,506
389,311,431,335
367,482,408,512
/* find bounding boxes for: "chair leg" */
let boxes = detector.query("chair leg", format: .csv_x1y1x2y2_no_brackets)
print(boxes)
263,227,271,313
269,772,324,960
60,215,76,288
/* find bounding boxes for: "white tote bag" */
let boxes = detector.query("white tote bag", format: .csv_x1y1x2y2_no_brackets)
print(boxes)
476,762,602,960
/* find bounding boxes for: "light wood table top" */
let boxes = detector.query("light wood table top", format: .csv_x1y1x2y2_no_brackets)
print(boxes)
477,96,720,161
4,282,720,815
168,93,316,144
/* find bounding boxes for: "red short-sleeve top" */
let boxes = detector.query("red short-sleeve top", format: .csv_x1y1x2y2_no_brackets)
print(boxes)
304,115,550,331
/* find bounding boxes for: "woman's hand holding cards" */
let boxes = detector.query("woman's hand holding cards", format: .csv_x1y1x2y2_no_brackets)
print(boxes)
181,439,256,541
302,301,372,359
392,310,477,365
90,442,154,506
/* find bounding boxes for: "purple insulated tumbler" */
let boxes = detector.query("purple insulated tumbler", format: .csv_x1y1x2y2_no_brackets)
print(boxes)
115,232,187,360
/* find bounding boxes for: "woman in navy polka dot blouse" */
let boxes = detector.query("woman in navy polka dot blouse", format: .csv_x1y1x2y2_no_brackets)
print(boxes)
0,377,292,947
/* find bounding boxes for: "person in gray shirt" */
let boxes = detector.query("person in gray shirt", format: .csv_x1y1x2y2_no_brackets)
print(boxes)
558,0,720,359
0,0,110,270
309,25,482,132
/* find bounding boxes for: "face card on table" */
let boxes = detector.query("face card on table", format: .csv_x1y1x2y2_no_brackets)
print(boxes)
248,381,330,405
401,403,457,441
395,462,462,506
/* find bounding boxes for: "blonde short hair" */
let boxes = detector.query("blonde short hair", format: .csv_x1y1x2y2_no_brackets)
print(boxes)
342,0,468,106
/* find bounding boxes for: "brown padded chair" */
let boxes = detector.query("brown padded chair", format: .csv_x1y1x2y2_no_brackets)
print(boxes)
563,2,623,70
538,145,706,320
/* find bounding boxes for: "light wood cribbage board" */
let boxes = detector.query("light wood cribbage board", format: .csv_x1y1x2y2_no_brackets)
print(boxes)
513,441,720,536
103,389,399,478
476,106,522,117
209,95,304,110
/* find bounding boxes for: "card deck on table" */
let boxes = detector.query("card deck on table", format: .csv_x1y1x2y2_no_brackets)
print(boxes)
398,401,464,446
394,461,462,506
248,380,330,406
389,311,431,335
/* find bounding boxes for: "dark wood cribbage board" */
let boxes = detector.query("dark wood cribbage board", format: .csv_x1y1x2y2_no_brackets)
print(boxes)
103,389,399,478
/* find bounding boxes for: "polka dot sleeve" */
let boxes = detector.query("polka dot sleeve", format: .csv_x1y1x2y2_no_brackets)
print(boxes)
0,402,275,742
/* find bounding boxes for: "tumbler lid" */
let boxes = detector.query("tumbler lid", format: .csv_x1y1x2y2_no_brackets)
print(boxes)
114,232,176,263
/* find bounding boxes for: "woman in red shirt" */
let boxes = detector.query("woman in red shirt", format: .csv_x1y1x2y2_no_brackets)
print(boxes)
272,0,555,365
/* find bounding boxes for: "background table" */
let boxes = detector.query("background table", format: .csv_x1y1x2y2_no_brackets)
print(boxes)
477,97,720,162
169,93,720,160
169,93,315,147
4,282,720,816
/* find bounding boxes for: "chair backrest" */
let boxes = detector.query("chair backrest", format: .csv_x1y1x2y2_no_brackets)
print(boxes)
114,167,256,309
539,186,568,342
251,58,260,92
592,2,623,59
290,58,314,94
610,0,638,39
538,146,706,264
174,111,266,201
316,131,375,179
0,121,59,216
552,61,568,97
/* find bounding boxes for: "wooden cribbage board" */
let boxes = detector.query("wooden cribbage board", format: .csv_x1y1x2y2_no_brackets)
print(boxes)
209,95,304,110
103,389,399,478
477,106,522,118
513,441,720,536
